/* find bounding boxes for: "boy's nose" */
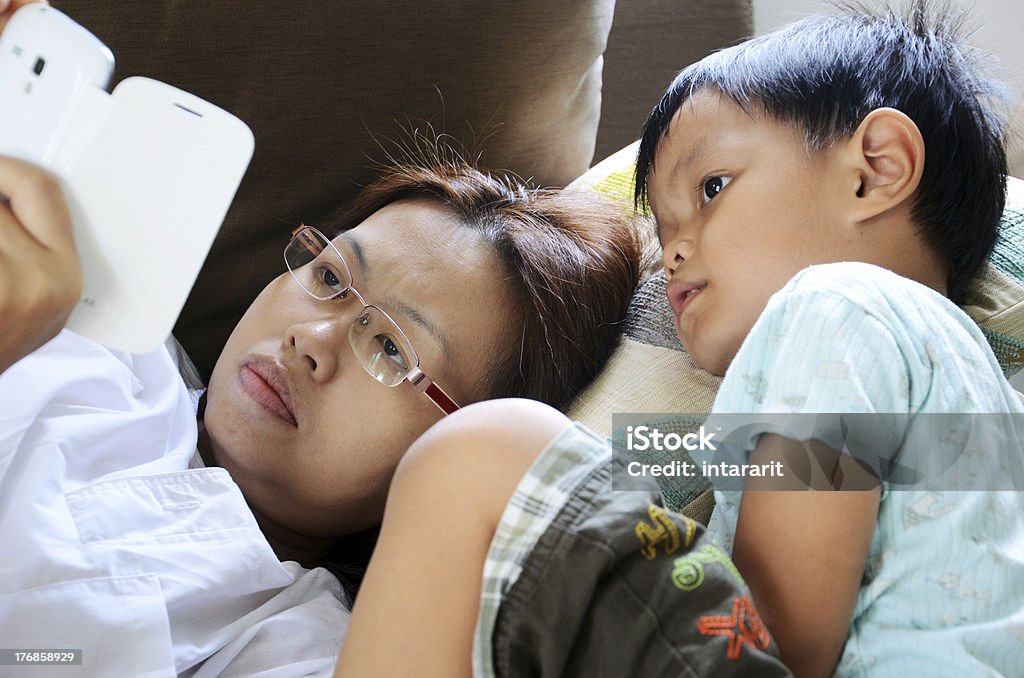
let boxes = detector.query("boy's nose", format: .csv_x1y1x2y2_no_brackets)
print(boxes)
662,237,695,277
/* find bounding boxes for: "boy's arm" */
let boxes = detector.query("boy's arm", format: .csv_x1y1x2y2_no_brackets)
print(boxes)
732,434,880,678
334,400,572,678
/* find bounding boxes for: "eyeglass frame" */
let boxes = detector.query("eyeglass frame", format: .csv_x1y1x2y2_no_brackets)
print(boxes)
283,225,460,415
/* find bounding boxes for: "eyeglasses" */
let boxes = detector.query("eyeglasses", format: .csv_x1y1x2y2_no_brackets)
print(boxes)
283,225,459,415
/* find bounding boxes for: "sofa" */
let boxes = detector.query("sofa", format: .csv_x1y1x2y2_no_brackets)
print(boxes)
54,0,756,376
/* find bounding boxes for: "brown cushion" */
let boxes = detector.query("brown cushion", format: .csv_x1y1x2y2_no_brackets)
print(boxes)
595,0,754,160
54,0,615,374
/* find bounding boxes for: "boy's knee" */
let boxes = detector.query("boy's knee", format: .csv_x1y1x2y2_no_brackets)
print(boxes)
393,399,573,520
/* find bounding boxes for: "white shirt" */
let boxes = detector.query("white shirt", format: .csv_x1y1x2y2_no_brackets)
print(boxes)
0,331,350,677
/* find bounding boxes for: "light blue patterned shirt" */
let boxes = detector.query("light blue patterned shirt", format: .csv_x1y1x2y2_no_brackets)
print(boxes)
697,262,1024,677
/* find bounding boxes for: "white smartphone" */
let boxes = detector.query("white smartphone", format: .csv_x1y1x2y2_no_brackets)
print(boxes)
51,77,255,354
0,4,114,166
0,6,255,354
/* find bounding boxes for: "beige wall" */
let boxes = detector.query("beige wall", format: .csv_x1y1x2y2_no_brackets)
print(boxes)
754,0,1024,177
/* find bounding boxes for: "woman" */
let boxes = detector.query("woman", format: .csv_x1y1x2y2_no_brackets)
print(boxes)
0,148,642,676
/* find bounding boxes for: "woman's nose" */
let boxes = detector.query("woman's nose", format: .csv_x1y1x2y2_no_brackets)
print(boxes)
284,316,348,383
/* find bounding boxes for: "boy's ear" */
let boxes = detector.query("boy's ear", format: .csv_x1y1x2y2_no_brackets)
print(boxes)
842,108,925,221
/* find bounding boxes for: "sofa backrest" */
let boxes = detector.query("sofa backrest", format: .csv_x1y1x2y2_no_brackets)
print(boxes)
52,1,754,374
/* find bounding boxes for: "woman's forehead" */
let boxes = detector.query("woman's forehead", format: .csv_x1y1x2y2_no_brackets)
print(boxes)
342,199,485,261
338,198,512,396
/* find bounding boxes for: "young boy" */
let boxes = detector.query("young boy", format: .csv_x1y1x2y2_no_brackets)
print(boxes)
632,1,1024,676
329,3,1023,677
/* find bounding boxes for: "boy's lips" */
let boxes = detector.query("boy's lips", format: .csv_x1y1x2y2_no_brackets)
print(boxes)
666,278,705,317
240,357,298,426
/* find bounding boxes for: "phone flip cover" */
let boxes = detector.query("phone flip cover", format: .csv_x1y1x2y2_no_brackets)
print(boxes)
49,77,255,353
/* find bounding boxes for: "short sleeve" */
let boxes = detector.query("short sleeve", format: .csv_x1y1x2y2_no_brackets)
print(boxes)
699,265,920,486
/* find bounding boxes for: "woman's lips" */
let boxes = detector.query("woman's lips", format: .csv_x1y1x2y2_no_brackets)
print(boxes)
239,361,297,426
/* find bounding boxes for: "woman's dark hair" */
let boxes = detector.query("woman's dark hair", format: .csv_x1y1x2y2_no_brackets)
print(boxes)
320,148,644,599
635,0,1009,303
330,156,643,409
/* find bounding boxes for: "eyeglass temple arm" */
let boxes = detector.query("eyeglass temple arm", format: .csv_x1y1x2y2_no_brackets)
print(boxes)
406,368,460,415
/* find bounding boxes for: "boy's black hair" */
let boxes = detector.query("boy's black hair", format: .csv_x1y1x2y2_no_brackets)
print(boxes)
634,1,1009,303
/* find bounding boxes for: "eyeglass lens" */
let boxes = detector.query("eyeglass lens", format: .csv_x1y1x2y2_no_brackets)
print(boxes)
284,228,354,300
349,306,417,387
285,228,418,387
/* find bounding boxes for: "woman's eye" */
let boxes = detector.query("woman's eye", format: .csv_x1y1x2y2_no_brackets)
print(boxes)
378,336,409,369
701,176,732,205
321,268,340,288
314,265,345,293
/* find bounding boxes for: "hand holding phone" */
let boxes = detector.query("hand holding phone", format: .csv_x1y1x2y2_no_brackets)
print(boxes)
0,3,82,370
0,5,254,354
0,155,82,374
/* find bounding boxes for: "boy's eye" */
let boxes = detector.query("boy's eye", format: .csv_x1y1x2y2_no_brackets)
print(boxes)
701,176,732,205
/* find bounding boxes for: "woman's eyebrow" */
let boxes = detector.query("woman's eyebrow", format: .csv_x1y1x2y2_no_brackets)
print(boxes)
340,232,454,365
386,296,454,365
340,232,370,274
